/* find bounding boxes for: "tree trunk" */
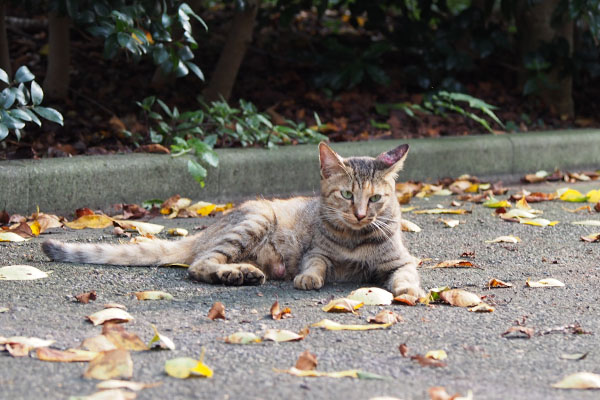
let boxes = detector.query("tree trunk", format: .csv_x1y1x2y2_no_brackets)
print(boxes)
202,0,259,103
43,12,71,100
0,1,11,77
516,0,574,117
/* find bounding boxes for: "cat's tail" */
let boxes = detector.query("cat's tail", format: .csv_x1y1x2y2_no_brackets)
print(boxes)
42,236,198,266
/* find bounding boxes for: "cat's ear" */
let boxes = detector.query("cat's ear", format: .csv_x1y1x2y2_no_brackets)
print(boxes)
319,142,348,178
376,144,409,178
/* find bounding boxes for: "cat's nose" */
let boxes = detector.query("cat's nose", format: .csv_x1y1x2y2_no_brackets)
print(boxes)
354,211,366,221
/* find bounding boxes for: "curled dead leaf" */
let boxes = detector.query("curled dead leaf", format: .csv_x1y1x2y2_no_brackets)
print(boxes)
367,310,402,325
439,289,482,307
75,291,97,304
207,302,226,320
321,298,363,313
295,350,318,371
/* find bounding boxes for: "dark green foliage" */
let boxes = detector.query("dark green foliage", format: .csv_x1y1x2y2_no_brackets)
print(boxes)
66,0,205,80
136,96,326,185
0,66,63,142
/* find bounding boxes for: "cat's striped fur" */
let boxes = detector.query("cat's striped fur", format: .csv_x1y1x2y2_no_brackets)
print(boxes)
42,142,423,296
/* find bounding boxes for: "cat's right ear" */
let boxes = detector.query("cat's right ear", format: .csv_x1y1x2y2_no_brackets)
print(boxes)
319,142,347,179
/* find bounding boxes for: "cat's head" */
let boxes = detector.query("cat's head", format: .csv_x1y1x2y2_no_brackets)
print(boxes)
318,142,408,230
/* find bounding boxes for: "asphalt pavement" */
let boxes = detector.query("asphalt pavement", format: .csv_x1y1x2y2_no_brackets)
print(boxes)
1,179,600,400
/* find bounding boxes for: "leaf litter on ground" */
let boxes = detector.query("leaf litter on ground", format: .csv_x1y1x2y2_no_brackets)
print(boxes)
0,265,49,280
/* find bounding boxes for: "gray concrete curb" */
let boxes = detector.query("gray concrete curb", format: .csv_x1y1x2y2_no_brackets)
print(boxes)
1,129,599,215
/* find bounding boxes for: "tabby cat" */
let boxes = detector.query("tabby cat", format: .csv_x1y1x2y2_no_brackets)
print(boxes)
42,142,423,296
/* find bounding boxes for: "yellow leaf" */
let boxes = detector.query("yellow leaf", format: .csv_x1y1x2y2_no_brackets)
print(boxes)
488,278,513,288
190,202,217,217
311,319,392,331
0,265,48,280
526,278,565,288
516,197,531,210
27,220,41,236
428,259,477,269
347,287,393,305
134,290,173,300
572,220,600,226
483,198,511,208
223,332,261,344
165,349,213,379
413,209,468,215
586,189,600,203
321,298,364,313
519,218,559,227
0,232,29,242
425,350,447,360
559,188,587,202
552,372,600,389
274,367,359,378
64,214,114,229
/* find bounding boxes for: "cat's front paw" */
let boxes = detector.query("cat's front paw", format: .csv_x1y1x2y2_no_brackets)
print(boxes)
392,283,425,298
239,264,266,285
294,273,324,290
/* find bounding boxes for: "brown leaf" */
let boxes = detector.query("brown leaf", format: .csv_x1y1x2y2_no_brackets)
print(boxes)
36,347,98,362
501,326,535,339
393,294,417,306
75,291,97,304
76,207,96,218
439,289,481,307
411,354,447,367
102,323,149,351
367,310,402,325
81,335,118,352
136,143,170,154
580,233,600,242
207,302,226,320
270,300,292,320
84,349,133,380
295,350,318,371
9,222,35,238
399,343,409,357
429,260,479,269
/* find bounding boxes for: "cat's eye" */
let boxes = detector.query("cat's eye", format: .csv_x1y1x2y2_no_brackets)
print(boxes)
369,194,382,203
341,190,353,200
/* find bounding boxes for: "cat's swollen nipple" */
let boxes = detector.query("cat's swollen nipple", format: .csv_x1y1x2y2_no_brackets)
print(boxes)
271,261,286,279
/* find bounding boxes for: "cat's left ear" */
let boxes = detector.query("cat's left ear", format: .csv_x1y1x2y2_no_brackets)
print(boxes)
376,144,409,178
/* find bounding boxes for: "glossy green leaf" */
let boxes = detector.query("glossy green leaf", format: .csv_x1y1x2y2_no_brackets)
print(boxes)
0,68,8,84
0,88,15,108
32,106,64,126
184,61,204,81
188,159,207,186
14,66,35,83
30,81,43,105
1,110,25,129
0,124,8,141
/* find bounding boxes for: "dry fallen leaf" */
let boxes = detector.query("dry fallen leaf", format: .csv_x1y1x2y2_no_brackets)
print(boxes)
263,329,304,342
75,291,97,304
526,278,565,288
84,349,133,380
439,289,482,307
270,300,292,320
393,294,417,306
581,233,600,242
0,265,49,280
428,386,473,400
0,231,30,242
552,372,600,389
36,347,98,362
73,389,137,400
87,308,134,326
558,188,588,202
207,302,226,320
367,310,402,325
440,219,460,228
487,278,513,288
501,326,535,338
64,214,114,230
425,350,447,360
223,332,261,344
96,380,162,392
113,220,164,235
102,323,149,351
400,219,422,232
559,353,588,361
483,198,511,208
81,335,118,352
413,209,469,215
311,319,392,331
572,220,600,226
468,303,495,312
295,350,317,371
167,228,188,237
134,290,173,301
519,218,559,227
321,298,364,313
147,324,175,350
428,260,478,269
485,235,521,244
399,343,409,357
347,287,393,305
0,336,55,357
411,354,447,368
